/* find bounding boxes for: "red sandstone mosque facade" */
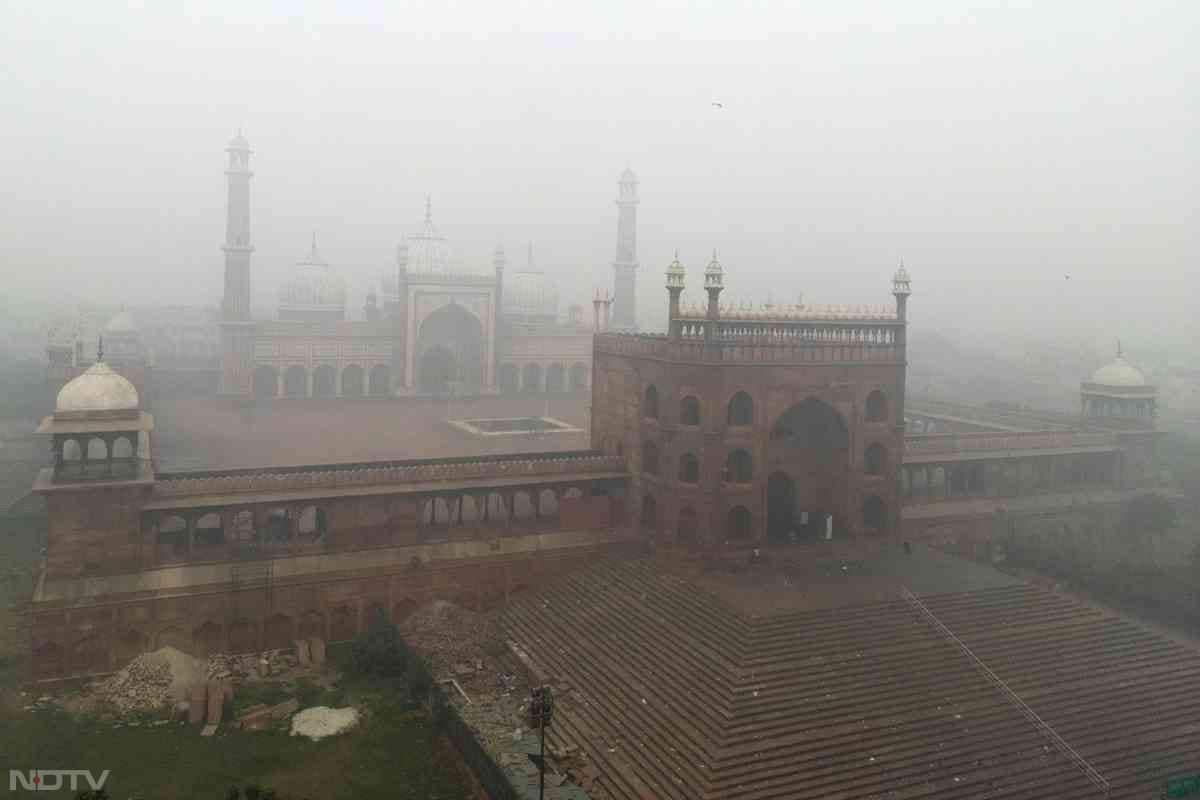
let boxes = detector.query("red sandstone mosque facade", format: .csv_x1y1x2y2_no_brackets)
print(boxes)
24,142,1163,682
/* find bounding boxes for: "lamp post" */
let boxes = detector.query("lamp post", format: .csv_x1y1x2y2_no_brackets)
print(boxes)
528,685,555,800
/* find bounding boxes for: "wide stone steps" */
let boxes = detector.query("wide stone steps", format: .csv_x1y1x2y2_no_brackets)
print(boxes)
502,560,1200,800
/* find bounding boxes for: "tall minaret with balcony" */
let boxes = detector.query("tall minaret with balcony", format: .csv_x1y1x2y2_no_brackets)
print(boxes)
219,131,255,396
611,168,640,330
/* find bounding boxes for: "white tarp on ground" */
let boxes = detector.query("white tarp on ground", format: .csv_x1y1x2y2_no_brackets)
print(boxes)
289,706,359,741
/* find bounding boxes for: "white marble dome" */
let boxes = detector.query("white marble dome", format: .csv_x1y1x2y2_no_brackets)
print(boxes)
503,270,559,318
56,361,139,413
278,239,347,312
1091,356,1146,387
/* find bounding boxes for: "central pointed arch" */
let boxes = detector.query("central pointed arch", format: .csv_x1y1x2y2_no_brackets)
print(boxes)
416,303,484,394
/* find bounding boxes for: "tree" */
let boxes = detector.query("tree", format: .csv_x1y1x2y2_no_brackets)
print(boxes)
1122,493,1178,537
349,606,408,677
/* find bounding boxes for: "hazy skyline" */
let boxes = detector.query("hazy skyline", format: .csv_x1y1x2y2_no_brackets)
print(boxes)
2,2,1195,349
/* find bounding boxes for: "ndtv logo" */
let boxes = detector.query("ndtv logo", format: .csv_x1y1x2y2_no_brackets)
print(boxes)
9,770,111,792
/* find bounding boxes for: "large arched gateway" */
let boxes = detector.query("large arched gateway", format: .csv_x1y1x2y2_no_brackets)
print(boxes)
766,398,850,543
415,304,484,394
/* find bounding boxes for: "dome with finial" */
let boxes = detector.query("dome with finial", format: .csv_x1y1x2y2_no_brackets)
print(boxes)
1091,344,1147,388
502,242,559,318
666,251,686,289
227,130,250,151
55,358,139,414
704,249,724,289
403,196,455,275
892,259,912,295
278,234,347,315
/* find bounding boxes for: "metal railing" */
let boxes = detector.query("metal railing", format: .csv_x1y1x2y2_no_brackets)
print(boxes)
901,587,1110,798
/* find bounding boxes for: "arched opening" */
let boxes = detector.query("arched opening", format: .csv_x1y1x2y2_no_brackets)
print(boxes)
284,365,308,398
725,449,753,483
341,364,365,397
570,362,588,391
640,494,658,534
253,366,279,399
111,436,134,459
263,613,294,651
86,437,108,461
33,641,65,679
113,629,147,665
644,385,659,419
863,495,886,533
642,440,659,475
368,364,390,396
61,438,82,462
264,508,291,544
227,619,256,653
727,506,752,540
416,304,485,393
71,634,107,675
193,622,223,656
727,391,753,426
313,365,337,397
678,453,700,484
297,610,324,640
499,363,519,394
769,398,850,540
329,606,355,641
677,506,698,545
864,443,887,476
156,514,188,555
522,363,543,394
546,363,566,393
297,505,328,543
866,390,888,422
194,513,224,548
680,396,701,426
418,346,457,394
393,598,419,625
767,471,796,544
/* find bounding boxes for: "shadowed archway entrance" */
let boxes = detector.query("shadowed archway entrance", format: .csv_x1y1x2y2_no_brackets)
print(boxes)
415,303,484,394
767,398,850,542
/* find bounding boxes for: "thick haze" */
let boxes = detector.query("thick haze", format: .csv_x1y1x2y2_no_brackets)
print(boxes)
2,2,1195,347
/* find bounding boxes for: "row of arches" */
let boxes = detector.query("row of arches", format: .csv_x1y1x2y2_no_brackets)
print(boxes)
643,387,889,427
498,362,589,394
641,441,888,483
252,363,390,399
637,492,887,545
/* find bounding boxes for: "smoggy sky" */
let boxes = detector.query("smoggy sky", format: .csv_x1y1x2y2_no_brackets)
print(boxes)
1,1,1195,349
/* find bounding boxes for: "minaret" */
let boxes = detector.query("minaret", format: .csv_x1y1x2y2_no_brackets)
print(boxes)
611,167,640,330
665,251,685,340
704,249,724,341
219,131,255,396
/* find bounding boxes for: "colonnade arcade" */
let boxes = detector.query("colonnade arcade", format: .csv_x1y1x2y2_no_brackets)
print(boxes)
498,361,589,394
251,362,391,399
901,451,1120,503
145,481,621,566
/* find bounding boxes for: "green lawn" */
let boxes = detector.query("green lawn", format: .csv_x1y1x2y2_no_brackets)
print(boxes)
0,679,473,800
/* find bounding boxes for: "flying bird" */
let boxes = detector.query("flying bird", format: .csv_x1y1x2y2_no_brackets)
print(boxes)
712,101,724,109
1065,274,1071,280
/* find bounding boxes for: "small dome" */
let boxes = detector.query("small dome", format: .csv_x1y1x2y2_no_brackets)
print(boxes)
1091,357,1146,387
104,310,138,334
56,361,139,413
227,131,250,150
278,236,347,312
620,167,638,182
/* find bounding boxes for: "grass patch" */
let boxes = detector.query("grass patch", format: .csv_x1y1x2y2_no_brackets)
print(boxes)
0,683,472,799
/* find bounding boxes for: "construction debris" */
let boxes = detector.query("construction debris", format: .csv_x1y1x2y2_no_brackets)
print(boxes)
92,646,205,714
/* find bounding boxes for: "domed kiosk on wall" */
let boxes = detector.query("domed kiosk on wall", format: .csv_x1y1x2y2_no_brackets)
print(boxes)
35,345,154,485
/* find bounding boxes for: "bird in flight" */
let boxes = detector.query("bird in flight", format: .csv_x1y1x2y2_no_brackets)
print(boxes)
1065,274,1071,280
712,101,724,109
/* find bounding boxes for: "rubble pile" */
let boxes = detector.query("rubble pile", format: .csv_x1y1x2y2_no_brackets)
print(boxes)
400,601,502,688
94,646,204,714
206,648,298,681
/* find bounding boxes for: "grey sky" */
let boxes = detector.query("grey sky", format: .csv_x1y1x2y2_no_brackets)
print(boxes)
1,1,1195,347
